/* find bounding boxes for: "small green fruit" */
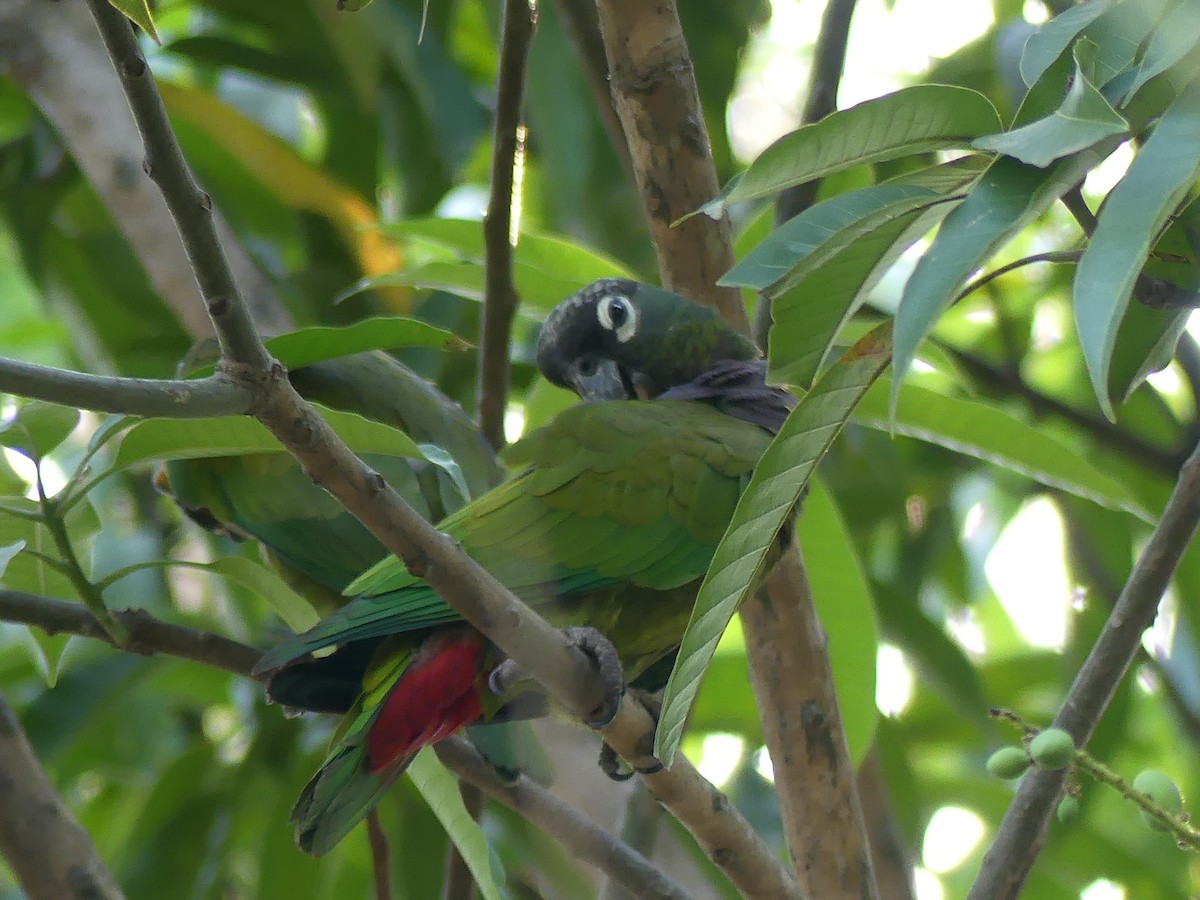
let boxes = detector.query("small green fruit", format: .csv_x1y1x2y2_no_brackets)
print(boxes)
1029,728,1076,770
1133,770,1183,832
1056,796,1080,823
987,746,1031,779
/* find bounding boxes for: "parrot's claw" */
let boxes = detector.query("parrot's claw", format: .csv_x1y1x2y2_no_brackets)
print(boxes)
598,740,665,781
563,626,625,729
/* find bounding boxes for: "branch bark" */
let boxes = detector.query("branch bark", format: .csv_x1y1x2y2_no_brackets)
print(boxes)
477,0,537,452
968,438,1200,898
0,358,250,419
0,694,125,900
593,0,749,332
80,4,797,896
593,0,876,894
436,738,690,900
0,589,261,678
0,0,290,339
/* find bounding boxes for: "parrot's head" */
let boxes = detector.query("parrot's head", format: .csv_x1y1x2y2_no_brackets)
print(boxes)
536,278,759,401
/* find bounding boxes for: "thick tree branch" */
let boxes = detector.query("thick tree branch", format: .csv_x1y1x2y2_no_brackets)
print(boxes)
968,437,1200,898
478,0,536,452
435,738,690,900
85,4,270,370
593,0,749,332
0,357,251,418
0,693,125,900
0,589,261,678
743,547,875,896
0,0,289,339
80,3,796,894
592,0,876,893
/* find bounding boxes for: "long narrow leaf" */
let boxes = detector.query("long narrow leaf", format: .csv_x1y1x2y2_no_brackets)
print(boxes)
1074,75,1200,418
710,86,1000,211
654,323,893,764
408,749,505,900
892,144,1118,418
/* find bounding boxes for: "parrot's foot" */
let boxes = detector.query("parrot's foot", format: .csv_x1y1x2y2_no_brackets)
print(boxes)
597,688,664,781
562,626,625,729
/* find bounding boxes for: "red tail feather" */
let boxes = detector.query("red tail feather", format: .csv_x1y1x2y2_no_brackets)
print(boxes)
366,631,487,773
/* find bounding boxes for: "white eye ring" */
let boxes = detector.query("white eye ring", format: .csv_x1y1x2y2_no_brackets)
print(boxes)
597,295,637,343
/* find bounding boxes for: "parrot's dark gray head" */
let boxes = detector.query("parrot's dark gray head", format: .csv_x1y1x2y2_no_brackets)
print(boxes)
536,279,759,401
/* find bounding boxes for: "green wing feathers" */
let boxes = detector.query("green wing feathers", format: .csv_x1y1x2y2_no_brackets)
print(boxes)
259,400,771,673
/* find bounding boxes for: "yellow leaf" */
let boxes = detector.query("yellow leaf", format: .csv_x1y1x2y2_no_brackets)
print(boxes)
108,0,159,43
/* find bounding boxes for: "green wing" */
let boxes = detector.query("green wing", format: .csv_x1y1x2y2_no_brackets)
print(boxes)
164,351,502,594
257,399,771,671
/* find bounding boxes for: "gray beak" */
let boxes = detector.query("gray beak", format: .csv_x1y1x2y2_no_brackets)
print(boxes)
569,357,627,401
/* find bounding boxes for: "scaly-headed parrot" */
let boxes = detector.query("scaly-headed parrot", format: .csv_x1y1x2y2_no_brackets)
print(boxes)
157,351,501,622
256,279,793,854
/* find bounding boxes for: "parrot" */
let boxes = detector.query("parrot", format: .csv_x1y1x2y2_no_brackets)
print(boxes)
157,350,502,626
255,278,794,855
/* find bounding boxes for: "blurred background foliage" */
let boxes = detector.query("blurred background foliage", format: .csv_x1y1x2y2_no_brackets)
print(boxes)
1,0,1200,897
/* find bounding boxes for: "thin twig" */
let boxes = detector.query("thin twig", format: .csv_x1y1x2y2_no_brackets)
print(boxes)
0,694,126,900
366,810,394,900
0,358,250,418
757,0,858,346
83,4,796,893
968,436,1200,898
951,251,1082,307
593,0,749,332
435,738,692,900
939,341,1184,476
1060,186,1097,235
0,588,261,678
478,0,536,452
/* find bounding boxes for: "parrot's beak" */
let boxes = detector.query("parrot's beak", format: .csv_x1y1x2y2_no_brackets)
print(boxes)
569,357,629,401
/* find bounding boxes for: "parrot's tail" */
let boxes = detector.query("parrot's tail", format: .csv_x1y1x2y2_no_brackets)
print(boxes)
292,629,489,855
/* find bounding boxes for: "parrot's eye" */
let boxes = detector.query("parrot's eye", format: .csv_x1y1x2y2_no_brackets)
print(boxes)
597,295,637,343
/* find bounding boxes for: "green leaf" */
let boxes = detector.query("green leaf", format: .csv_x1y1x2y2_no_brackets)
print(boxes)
113,403,423,470
1122,0,1200,103
975,43,1128,167
204,557,320,632
721,184,945,293
893,146,1117,416
800,478,878,766
655,323,893,765
1074,76,1200,418
855,380,1153,521
0,539,24,578
712,86,1001,211
358,218,638,309
0,402,80,462
1019,0,1117,87
187,320,469,378
767,199,955,389
408,749,505,900
107,0,159,42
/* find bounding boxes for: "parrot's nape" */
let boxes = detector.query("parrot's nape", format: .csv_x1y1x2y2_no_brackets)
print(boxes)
257,279,794,854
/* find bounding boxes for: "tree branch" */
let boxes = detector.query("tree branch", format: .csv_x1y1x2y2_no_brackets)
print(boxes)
0,589,261,678
968,436,1200,899
742,546,875,897
435,738,691,900
81,3,796,895
598,781,663,900
478,0,536,452
85,4,270,370
0,693,125,900
0,357,250,418
593,0,749,332
590,0,876,893
938,341,1184,477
